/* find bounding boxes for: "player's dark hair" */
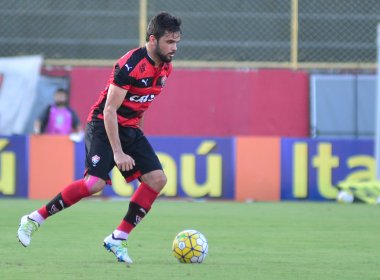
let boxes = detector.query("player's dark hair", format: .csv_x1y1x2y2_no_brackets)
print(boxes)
146,12,182,42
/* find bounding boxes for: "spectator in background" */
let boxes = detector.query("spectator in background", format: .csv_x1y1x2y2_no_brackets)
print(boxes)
34,88,82,135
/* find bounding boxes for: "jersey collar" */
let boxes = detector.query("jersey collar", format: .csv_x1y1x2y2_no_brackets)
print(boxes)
142,46,156,66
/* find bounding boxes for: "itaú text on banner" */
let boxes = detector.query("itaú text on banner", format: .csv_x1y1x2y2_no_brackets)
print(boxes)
85,137,236,199
281,138,374,201
0,136,28,197
0,135,375,201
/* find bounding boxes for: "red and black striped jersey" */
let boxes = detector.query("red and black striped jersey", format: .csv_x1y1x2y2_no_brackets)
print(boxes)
87,47,172,128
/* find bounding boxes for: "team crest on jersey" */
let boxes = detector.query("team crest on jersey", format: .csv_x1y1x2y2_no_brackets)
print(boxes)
91,155,101,166
139,62,146,73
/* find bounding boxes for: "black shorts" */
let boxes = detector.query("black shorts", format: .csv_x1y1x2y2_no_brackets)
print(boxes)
84,121,162,184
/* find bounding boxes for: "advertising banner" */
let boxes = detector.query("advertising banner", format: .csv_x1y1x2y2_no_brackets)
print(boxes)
281,138,374,201
90,137,236,199
29,136,75,199
235,137,281,201
2,135,374,202
0,136,28,197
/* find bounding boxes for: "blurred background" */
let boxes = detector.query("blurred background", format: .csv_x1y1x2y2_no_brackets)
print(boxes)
1,0,380,203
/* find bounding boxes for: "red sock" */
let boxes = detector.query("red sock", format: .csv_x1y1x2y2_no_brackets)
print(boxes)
117,220,135,234
61,179,90,206
37,179,91,219
117,183,159,234
130,182,159,210
38,206,49,219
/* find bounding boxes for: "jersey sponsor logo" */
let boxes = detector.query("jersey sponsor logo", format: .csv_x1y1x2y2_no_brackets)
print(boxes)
129,94,155,103
91,154,101,166
141,78,149,86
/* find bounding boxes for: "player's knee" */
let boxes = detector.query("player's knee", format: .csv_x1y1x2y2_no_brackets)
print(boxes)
143,171,167,192
155,173,167,189
84,175,106,194
151,174,167,191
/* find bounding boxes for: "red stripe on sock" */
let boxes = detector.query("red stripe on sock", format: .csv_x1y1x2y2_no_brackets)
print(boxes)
61,179,91,206
117,220,135,234
38,206,49,219
131,182,159,211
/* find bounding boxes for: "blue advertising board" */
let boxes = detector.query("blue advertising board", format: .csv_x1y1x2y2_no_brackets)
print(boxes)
75,137,236,199
0,136,28,197
74,141,86,180
281,138,374,201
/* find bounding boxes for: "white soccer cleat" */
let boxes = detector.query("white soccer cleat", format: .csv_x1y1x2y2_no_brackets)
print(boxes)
103,234,133,265
17,215,39,247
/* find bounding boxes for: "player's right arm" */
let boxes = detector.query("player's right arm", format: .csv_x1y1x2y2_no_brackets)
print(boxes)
103,84,135,171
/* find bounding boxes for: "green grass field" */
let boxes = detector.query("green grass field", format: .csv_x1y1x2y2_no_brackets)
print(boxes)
1,199,380,280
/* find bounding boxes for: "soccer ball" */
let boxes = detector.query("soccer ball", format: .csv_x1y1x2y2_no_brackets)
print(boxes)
336,190,354,204
172,229,208,263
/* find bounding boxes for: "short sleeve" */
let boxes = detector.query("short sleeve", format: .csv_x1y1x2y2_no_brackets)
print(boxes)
112,62,134,90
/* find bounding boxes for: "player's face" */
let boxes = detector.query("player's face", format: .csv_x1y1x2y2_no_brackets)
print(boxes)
155,31,181,63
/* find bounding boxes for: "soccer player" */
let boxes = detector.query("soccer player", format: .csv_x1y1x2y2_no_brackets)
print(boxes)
17,12,182,265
